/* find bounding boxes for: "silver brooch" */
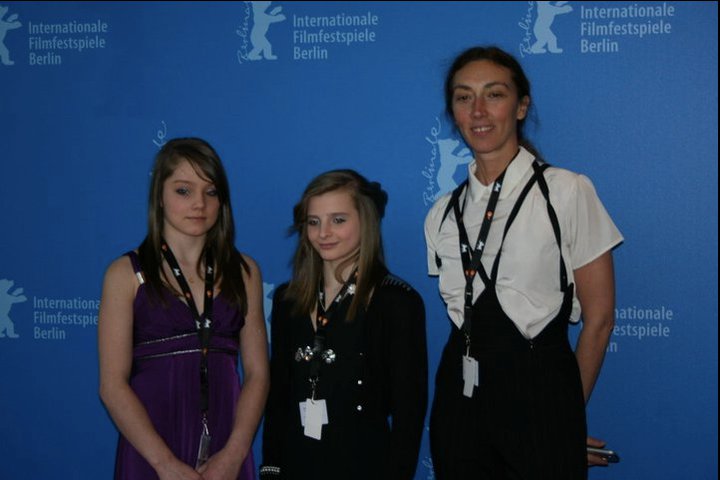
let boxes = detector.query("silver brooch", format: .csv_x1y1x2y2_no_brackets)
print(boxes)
321,349,336,364
295,346,314,362
294,346,337,364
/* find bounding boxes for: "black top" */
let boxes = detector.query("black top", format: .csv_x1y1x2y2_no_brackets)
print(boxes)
261,271,428,480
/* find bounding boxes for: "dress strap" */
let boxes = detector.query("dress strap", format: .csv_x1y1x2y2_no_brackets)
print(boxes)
124,251,145,285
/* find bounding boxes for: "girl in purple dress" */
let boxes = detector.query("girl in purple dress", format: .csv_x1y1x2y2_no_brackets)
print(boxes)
99,137,269,480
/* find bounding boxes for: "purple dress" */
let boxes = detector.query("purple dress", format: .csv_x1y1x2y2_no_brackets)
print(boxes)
114,252,255,479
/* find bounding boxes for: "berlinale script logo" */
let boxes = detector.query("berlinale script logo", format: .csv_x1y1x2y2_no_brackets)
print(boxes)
237,1,286,63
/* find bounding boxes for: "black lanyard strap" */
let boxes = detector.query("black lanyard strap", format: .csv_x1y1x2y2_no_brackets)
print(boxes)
307,268,358,397
453,168,507,340
161,240,214,413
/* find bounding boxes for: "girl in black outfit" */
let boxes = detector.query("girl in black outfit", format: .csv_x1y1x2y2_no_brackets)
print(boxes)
261,169,428,480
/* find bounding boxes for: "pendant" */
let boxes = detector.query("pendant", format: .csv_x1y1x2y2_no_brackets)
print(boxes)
195,416,211,469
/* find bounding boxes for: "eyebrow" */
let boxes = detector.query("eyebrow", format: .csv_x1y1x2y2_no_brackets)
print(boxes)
170,178,214,185
307,212,350,218
453,81,511,91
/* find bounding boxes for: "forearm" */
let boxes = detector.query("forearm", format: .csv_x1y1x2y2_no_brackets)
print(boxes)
389,398,427,478
224,255,270,460
574,312,614,402
388,294,428,479
388,360,427,478
222,370,270,460
573,251,616,403
260,342,289,473
100,382,176,470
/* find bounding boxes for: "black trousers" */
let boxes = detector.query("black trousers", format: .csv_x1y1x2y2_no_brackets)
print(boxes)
430,288,587,480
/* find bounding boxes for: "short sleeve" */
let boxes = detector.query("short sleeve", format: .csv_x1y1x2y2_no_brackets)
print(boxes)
424,195,451,276
565,174,624,268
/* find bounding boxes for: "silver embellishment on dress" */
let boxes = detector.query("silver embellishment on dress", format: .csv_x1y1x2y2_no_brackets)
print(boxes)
321,349,336,364
295,346,337,364
381,274,412,291
295,346,314,362
136,332,197,346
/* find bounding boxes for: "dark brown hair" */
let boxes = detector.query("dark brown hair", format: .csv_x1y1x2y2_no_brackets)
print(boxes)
138,137,249,312
445,45,540,157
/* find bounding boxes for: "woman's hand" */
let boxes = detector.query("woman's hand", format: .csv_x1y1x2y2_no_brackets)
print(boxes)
156,456,205,480
586,435,610,467
196,448,243,480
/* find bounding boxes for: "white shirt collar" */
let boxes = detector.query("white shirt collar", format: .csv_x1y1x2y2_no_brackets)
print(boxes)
467,146,535,203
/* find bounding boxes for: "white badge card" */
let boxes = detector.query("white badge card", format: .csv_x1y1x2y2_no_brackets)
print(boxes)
462,355,479,398
299,399,329,440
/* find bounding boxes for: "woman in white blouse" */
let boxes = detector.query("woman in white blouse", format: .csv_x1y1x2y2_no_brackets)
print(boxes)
425,45,622,480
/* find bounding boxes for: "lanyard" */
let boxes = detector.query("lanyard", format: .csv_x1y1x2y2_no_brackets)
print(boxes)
307,267,358,398
161,240,214,413
453,168,507,349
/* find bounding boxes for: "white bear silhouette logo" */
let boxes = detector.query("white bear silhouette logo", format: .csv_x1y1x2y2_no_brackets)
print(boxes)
263,281,275,338
237,1,286,63
530,1,573,54
0,5,22,66
0,279,26,338
247,1,286,61
436,138,472,197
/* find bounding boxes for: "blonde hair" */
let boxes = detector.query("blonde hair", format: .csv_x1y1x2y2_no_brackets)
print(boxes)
286,169,387,321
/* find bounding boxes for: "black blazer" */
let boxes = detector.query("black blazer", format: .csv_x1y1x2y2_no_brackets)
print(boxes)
261,271,428,480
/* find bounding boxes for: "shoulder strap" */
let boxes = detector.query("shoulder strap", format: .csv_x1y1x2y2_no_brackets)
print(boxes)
124,251,145,285
532,162,570,292
489,162,548,282
439,179,468,229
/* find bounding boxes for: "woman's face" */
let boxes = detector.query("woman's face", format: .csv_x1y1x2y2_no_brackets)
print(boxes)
161,159,220,240
306,189,361,268
451,59,529,160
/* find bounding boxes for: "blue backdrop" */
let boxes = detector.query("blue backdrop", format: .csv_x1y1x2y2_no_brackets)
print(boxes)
1,2,717,479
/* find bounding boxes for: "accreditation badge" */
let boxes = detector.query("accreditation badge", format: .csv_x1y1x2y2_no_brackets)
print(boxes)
462,354,479,398
299,398,329,440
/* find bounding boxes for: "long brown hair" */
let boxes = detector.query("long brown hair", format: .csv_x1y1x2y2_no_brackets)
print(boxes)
138,137,249,312
285,169,388,321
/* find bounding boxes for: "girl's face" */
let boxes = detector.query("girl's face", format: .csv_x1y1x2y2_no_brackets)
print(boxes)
161,159,220,240
451,59,529,161
306,189,361,268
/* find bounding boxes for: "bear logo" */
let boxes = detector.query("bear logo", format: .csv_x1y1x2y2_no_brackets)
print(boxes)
0,279,26,338
0,5,22,66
